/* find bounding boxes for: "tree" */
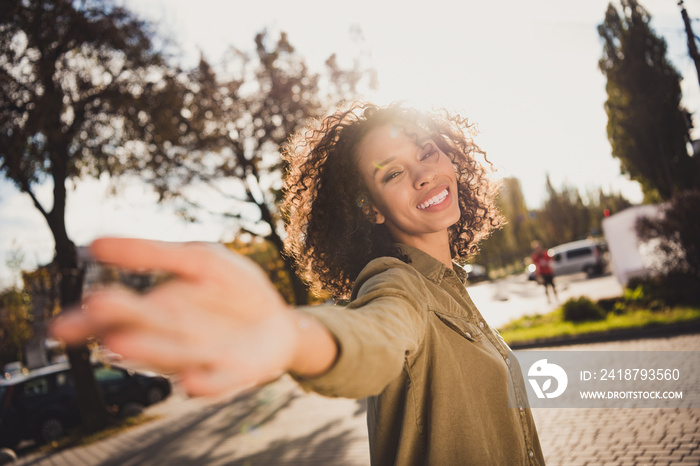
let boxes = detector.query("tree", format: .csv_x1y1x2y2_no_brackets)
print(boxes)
589,186,633,229
0,287,32,367
499,178,534,254
635,188,700,305
162,31,375,304
224,235,331,305
0,0,194,433
598,0,700,202
0,242,33,368
636,189,700,280
476,178,536,268
678,0,700,93
538,175,593,245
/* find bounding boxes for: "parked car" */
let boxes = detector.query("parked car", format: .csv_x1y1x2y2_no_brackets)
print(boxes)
549,239,608,277
0,362,171,447
463,263,489,283
3,362,27,380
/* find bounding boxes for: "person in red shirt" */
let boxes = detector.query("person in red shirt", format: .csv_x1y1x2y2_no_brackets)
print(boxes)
531,241,558,303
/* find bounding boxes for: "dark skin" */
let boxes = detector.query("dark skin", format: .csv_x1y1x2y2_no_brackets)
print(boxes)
356,122,460,268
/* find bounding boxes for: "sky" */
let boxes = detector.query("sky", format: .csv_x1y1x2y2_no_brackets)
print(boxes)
1,0,699,287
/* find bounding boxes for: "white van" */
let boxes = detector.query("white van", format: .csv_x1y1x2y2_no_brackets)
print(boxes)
549,239,608,277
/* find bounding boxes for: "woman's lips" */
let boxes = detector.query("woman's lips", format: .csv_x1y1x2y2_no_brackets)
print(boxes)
417,187,450,210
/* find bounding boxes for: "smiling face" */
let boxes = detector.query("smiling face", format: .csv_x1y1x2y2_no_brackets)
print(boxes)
356,122,461,251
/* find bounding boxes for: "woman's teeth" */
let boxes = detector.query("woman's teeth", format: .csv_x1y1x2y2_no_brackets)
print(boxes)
418,189,448,210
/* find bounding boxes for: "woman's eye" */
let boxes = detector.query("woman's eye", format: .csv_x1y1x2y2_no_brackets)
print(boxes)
421,143,438,161
384,171,402,182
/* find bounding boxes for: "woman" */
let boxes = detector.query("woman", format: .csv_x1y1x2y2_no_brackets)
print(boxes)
51,103,544,465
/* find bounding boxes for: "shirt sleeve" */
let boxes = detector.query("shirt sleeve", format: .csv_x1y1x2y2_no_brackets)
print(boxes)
291,258,428,399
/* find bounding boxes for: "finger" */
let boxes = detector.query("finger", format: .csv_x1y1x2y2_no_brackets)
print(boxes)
102,330,211,374
49,310,96,345
90,237,229,280
83,287,172,333
51,284,196,344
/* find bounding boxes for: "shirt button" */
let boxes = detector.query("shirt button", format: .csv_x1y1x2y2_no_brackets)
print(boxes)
479,321,485,328
465,332,472,339
506,358,511,365
529,450,534,458
519,405,524,411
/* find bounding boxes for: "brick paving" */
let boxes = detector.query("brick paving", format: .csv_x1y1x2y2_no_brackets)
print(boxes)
9,333,700,465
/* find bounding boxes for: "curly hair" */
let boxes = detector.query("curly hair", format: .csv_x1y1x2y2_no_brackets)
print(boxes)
282,102,503,298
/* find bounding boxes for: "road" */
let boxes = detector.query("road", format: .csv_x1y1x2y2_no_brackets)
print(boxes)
467,271,624,328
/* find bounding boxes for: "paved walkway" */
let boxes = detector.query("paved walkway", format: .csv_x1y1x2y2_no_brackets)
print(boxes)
9,333,700,465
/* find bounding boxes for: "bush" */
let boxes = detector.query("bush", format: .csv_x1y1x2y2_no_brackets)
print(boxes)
561,297,606,322
626,273,699,307
596,296,623,313
635,189,700,302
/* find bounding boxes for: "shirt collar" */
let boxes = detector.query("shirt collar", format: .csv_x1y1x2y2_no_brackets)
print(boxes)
396,243,468,286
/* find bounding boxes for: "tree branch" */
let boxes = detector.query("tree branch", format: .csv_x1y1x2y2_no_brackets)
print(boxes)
178,195,247,221
18,177,49,221
202,181,255,204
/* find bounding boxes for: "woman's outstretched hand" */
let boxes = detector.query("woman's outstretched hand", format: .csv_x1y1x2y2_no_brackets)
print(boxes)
50,238,336,396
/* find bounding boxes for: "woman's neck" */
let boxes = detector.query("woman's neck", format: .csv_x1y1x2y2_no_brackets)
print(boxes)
396,232,453,269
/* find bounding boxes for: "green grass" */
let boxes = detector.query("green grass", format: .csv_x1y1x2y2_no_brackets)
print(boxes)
498,306,700,344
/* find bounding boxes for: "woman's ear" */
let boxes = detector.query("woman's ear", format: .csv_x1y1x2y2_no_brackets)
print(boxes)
358,194,385,224
370,204,386,224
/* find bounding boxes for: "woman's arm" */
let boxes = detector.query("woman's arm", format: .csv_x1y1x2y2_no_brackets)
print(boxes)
50,237,338,396
289,258,428,399
286,308,339,377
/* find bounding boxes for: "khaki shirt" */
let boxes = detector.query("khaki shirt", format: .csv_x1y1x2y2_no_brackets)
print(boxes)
296,245,545,465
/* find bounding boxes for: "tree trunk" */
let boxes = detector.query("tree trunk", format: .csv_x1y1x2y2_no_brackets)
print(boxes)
680,1,700,93
53,230,112,434
255,195,310,305
47,143,111,433
265,227,309,305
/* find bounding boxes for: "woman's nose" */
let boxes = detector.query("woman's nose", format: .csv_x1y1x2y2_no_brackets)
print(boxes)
413,167,437,189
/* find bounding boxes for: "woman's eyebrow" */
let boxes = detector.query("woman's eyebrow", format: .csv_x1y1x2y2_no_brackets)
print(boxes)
372,157,395,176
